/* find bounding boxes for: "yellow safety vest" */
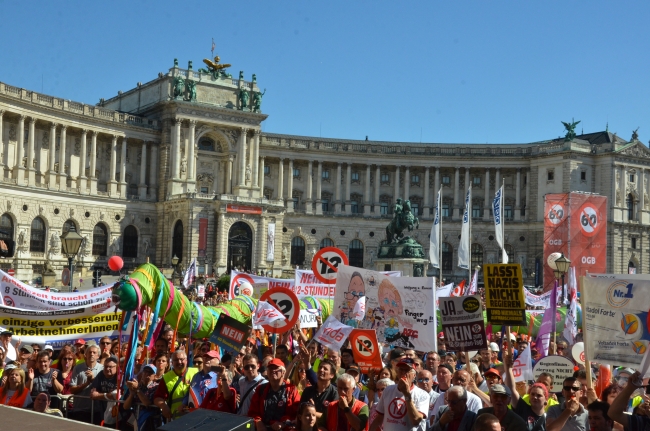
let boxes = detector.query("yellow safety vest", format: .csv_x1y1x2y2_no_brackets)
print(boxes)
163,367,199,416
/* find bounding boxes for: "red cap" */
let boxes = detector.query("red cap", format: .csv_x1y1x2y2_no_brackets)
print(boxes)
75,339,86,345
438,332,445,339
204,350,220,359
267,358,286,368
484,368,501,377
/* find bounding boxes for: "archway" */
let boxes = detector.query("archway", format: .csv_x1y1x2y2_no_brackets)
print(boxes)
228,222,253,272
172,221,183,262
122,225,138,258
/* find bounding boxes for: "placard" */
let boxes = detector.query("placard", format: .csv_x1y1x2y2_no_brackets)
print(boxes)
209,313,251,352
229,270,294,299
572,342,585,365
349,329,383,373
259,287,300,333
312,247,349,284
533,355,575,392
483,264,526,325
439,295,487,351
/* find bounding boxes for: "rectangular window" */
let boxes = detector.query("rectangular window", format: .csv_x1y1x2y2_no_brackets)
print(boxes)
322,170,330,180
411,203,419,216
411,175,420,184
524,174,527,185
293,168,300,178
442,203,450,217
580,171,586,181
547,170,554,181
380,202,388,215
351,172,359,181
630,174,635,183
292,197,299,209
632,237,637,249
350,201,359,213
200,186,209,193
264,165,270,175
442,175,451,185
472,205,481,218
473,176,481,186
504,205,514,220
381,173,390,183
321,199,329,212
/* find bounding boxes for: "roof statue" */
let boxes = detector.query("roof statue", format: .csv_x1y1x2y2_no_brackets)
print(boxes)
562,119,580,142
199,55,232,79
632,127,640,141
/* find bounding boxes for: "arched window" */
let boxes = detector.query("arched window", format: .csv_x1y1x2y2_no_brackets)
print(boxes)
320,238,335,249
349,239,364,268
198,137,215,151
63,219,76,234
471,243,484,269
629,261,637,274
499,244,515,263
92,224,108,256
172,221,183,261
0,214,14,258
122,225,138,258
290,237,305,267
30,217,46,253
442,242,453,271
627,194,635,221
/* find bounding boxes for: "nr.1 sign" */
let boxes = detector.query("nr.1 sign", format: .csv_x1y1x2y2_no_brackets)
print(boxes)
483,263,526,325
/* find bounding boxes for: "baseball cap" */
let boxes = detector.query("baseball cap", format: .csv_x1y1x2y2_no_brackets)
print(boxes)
142,364,157,374
74,339,86,346
20,345,33,354
489,342,500,352
490,384,511,396
389,347,405,361
43,345,54,351
396,358,416,370
4,364,17,371
438,332,445,339
204,350,220,359
85,340,97,347
267,358,285,368
484,368,501,378
346,365,362,375
0,331,13,336
616,367,635,377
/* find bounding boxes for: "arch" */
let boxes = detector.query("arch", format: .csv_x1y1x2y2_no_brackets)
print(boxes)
290,236,306,267
627,193,635,221
122,225,138,258
628,260,636,274
441,242,453,271
92,223,108,256
30,216,46,253
228,221,253,272
0,213,14,258
195,128,234,153
471,243,484,269
62,219,77,234
172,220,184,262
349,239,364,268
320,238,335,249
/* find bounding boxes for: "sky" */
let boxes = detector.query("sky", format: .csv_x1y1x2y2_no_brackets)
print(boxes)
1,1,649,144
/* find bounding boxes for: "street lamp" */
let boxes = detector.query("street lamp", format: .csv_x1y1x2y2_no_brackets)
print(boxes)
554,253,571,303
171,255,180,283
60,225,83,292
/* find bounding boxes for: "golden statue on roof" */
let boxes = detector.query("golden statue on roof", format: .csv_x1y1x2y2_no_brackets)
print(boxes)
202,56,231,72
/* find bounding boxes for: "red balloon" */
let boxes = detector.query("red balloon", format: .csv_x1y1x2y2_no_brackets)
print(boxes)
108,256,124,272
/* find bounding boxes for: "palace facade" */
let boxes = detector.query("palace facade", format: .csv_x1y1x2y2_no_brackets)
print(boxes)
0,59,646,286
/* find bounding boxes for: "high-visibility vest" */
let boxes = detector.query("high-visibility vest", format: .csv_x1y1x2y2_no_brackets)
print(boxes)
0,388,29,408
163,367,199,416
326,398,368,431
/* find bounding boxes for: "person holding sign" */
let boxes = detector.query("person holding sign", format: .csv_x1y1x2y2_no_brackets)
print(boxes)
504,352,549,431
545,377,588,431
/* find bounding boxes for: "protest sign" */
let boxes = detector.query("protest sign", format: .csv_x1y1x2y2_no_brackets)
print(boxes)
512,344,533,382
334,265,436,352
524,288,562,309
439,295,487,351
349,329,383,373
253,301,286,328
313,315,354,351
294,269,401,300
229,270,294,299
533,356,575,392
197,284,205,298
209,313,251,352
0,270,112,311
299,309,319,328
483,264,526,325
572,342,585,365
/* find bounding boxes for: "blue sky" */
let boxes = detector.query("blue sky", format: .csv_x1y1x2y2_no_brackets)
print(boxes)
1,1,649,144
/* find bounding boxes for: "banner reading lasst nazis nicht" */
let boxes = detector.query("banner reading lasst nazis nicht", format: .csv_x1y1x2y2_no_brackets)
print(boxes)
483,264,526,325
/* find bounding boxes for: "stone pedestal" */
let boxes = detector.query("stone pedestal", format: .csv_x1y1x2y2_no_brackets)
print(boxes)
373,257,428,277
374,236,427,276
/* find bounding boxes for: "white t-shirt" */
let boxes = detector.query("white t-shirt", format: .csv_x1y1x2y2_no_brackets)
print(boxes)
431,386,482,421
426,389,441,428
376,383,430,431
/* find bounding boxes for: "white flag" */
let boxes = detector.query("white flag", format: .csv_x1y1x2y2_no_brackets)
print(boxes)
314,315,354,351
493,185,508,264
351,296,366,321
563,267,578,344
458,185,471,269
512,343,533,382
467,268,478,296
183,258,197,288
430,188,442,268
253,301,286,328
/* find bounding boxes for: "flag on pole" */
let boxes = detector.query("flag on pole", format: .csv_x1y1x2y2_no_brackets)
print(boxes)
313,316,354,351
512,343,534,382
211,38,216,56
351,296,366,321
536,281,558,358
493,185,508,263
253,301,287,327
458,185,471,269
430,188,442,268
183,258,197,288
563,267,578,344
466,268,479,296
451,280,466,297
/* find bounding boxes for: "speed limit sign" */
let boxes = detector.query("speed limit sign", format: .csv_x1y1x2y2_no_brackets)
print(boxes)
312,247,349,284
578,204,601,237
259,287,300,333
547,204,564,225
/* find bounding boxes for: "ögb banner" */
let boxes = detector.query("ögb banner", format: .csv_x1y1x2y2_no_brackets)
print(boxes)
334,265,436,352
483,264,526,325
581,276,650,368
0,270,112,311
229,270,294,299
439,295,487,351
349,329,383,373
543,194,569,292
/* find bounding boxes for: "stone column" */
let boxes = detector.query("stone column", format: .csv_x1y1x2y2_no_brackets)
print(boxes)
287,159,294,212
495,168,501,191
374,165,381,215
78,129,88,192
394,166,400,202
139,141,148,199
277,158,284,200
258,156,265,192
316,161,323,215
525,169,530,221
13,115,25,182
345,163,352,214
453,167,460,219
0,110,4,176
148,144,158,199
58,125,67,189
247,133,255,185
483,168,491,220
172,119,181,180
423,167,430,218
364,164,371,214
306,160,313,214
335,163,342,214
639,168,645,223
515,168,522,221
188,120,196,188
226,156,234,194
89,131,98,194
238,128,247,187
47,123,57,188
119,136,127,197
404,166,410,202
27,117,36,186
434,167,440,201
217,212,226,266
253,131,260,187
109,135,118,196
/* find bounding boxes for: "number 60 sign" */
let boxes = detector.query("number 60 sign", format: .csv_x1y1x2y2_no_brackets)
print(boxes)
311,247,349,284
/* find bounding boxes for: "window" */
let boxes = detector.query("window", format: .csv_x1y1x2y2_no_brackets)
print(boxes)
442,175,451,185
524,174,527,185
411,203,419,216
349,239,364,268
62,220,76,234
92,224,108,256
411,174,420,184
350,200,359,214
264,165,270,175
504,204,514,220
197,138,215,151
321,199,329,212
351,172,359,182
0,214,14,258
472,204,481,219
547,170,554,181
632,237,637,249
293,168,300,178
30,217,46,253
381,173,390,183
581,171,587,181
442,202,450,217
322,170,330,180
441,242,453,271
380,202,388,215
473,176,481,186
122,225,138,258
200,186,208,193
292,197,299,210
320,238,335,249
629,261,637,274
172,220,183,261
630,174,635,183
627,194,635,221
470,243,483,269
290,237,305,266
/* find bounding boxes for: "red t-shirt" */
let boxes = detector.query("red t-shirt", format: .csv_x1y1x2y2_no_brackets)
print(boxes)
200,387,237,413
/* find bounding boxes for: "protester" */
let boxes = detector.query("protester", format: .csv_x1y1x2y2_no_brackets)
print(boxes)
504,349,549,430
546,377,588,431
0,331,17,363
295,401,319,431
52,347,76,396
124,363,161,431
432,386,477,431
185,349,218,409
89,356,119,427
474,413,502,431
32,391,63,417
300,359,338,417
368,377,393,430
587,401,613,431
200,369,237,413
153,350,198,421
425,352,441,381
0,366,32,407
69,344,103,423
416,369,440,429
237,354,268,416
477,384,527,431
319,373,369,431
248,358,301,430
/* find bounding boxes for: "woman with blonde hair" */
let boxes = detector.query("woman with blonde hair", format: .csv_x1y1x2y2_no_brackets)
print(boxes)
0,367,32,407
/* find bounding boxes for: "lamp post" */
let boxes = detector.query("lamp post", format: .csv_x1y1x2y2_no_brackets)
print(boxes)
171,254,180,284
60,226,83,292
554,253,571,304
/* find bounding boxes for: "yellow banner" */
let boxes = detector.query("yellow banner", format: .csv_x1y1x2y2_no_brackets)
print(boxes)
483,264,526,325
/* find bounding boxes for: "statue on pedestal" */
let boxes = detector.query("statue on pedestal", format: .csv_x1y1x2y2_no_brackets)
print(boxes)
239,88,250,111
562,119,580,142
173,76,185,99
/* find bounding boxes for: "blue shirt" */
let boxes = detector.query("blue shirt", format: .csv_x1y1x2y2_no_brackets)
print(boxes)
184,369,218,408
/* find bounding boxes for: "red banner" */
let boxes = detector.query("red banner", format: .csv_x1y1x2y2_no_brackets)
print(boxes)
543,194,569,292
198,218,208,257
226,204,262,215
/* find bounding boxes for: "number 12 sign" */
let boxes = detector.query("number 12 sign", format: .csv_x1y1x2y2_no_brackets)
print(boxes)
349,329,383,373
312,247,349,284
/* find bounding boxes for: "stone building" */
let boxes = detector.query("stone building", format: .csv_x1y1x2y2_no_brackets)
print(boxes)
0,58,646,286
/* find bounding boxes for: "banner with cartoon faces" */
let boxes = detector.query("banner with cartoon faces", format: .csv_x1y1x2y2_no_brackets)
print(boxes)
334,265,435,352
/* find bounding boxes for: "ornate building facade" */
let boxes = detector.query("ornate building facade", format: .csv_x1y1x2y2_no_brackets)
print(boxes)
0,59,646,285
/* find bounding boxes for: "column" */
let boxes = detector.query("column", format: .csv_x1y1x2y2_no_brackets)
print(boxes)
148,144,158,199
453,167,460,219
217,212,226,266
277,158,284,200
306,160,313,214
172,119,181,180
27,118,36,186
465,168,470,217
335,163,342,213
423,167,430,218
78,130,88,192
286,159,294,212
119,137,128,197
238,128,247,187
524,169,530,221
394,166,400,202
374,165,381,215
253,131,260,187
483,169,491,220
364,164,371,214
316,161,323,215
258,156,265,192
212,161,220,194
58,125,67,189
639,168,645,223
0,110,4,176
188,120,196,187
404,166,410,202
139,141,148,199
226,156,234,194
109,135,118,196
13,115,25,182
495,168,501,190
515,168,522,221
89,131,98,194
247,133,255,185
47,123,57,188
345,163,352,214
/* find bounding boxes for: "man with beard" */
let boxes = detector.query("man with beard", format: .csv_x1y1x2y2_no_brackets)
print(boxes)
248,358,300,430
301,359,339,418
154,350,198,421
90,356,119,427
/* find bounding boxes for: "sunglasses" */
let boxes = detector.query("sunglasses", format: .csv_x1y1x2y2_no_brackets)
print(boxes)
63,358,75,361
243,364,256,370
563,386,580,392
100,342,111,345
417,378,430,383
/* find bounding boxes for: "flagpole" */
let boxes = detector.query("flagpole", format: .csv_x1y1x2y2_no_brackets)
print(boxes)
468,186,472,283
439,187,443,286
502,179,506,262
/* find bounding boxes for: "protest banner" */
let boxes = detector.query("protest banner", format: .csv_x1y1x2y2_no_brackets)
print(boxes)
349,329,383,373
299,309,319,328
197,284,205,298
209,314,251,353
313,315,354,351
294,269,401,300
334,265,436,352
229,270,294,299
0,270,112,311
439,295,487,351
483,264,526,325
524,288,562,309
253,301,286,329
533,356,575,392
512,344,533,382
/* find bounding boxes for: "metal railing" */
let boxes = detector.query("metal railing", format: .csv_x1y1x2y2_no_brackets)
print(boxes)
52,393,156,425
